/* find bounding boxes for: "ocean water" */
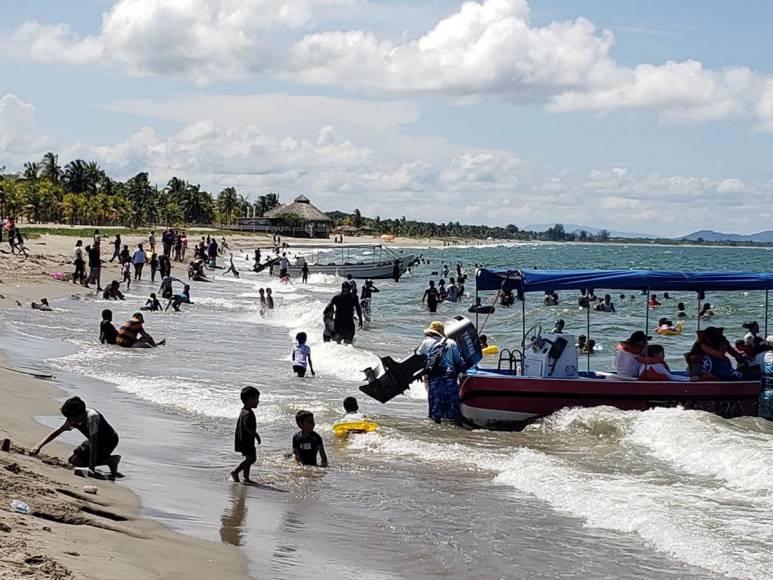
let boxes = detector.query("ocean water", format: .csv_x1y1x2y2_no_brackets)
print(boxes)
4,242,773,580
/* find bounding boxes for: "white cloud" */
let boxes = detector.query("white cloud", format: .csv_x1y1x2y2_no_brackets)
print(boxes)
7,0,350,83
0,94,49,162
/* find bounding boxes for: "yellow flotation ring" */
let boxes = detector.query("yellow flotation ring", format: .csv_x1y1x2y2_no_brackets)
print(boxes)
332,419,379,437
655,321,684,336
482,345,499,356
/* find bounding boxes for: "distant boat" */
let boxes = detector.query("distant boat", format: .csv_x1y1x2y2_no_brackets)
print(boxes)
277,244,417,279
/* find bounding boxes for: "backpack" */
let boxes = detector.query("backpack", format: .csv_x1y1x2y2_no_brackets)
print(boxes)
425,338,449,378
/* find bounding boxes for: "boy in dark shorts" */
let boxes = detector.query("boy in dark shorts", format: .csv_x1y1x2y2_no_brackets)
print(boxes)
31,396,121,479
292,411,328,467
291,332,315,377
231,386,261,484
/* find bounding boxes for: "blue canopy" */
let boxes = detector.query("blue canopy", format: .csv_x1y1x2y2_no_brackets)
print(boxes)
476,268,773,293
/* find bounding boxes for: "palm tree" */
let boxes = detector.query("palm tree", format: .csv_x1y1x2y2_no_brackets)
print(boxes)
217,187,239,224
23,162,40,181
84,161,105,195
63,160,89,194
40,152,62,184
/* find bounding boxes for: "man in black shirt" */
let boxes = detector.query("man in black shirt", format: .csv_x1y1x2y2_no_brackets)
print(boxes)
292,411,327,467
327,282,362,344
99,309,118,345
86,244,102,291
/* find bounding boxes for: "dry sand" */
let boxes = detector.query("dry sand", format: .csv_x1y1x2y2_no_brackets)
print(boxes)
0,241,250,579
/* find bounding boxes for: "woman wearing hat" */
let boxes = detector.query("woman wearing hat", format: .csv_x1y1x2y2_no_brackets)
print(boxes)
417,321,464,424
613,331,651,378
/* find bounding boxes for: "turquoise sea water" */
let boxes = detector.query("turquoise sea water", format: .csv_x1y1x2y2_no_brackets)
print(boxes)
4,242,773,580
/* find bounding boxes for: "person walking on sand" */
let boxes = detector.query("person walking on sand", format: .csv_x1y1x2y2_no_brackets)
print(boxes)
148,230,156,253
327,281,362,344
132,243,147,280
31,396,121,479
231,386,261,484
109,234,121,262
73,240,86,285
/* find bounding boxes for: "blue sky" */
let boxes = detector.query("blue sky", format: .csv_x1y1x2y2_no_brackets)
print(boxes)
1,0,772,236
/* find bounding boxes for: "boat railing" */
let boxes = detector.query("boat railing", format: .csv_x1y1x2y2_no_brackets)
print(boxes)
497,348,522,374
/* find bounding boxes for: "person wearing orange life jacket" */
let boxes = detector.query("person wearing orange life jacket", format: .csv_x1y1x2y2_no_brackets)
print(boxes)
639,344,692,381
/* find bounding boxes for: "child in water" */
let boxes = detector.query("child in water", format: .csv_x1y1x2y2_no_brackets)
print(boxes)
141,293,162,312
292,332,315,377
337,396,365,423
266,288,274,309
292,410,327,467
166,284,193,312
121,260,132,289
231,386,261,484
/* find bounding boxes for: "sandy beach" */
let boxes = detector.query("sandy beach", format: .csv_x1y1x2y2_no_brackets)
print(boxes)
0,240,250,579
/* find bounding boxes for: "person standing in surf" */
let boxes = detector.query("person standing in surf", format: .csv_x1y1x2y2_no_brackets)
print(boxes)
422,280,440,313
392,259,401,283
327,281,362,344
417,321,464,424
360,279,380,323
231,386,261,484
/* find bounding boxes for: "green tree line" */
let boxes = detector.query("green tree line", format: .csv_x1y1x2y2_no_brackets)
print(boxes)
0,153,281,227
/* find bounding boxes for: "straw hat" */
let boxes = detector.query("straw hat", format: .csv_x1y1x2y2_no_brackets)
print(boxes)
424,321,445,336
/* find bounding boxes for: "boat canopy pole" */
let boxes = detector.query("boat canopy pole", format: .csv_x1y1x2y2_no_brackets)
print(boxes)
766,290,770,338
475,286,479,329
645,289,650,334
521,293,526,350
586,294,591,372
697,294,702,332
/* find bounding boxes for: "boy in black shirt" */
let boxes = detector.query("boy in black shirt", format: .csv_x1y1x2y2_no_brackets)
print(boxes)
292,410,328,467
231,386,261,484
31,396,121,479
99,309,118,345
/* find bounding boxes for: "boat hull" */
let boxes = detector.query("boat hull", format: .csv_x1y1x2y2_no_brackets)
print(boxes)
279,255,415,280
459,369,762,430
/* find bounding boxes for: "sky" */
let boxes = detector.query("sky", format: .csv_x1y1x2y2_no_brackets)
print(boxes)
1,0,773,237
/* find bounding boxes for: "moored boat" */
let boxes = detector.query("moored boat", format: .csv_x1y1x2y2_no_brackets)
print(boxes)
277,244,417,279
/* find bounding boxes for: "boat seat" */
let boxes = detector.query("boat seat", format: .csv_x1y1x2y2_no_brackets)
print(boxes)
594,371,639,381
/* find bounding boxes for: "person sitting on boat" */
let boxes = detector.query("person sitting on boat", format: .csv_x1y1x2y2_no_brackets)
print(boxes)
551,319,565,334
686,327,744,380
613,331,651,378
647,294,662,308
699,302,714,319
639,344,690,381
595,294,616,313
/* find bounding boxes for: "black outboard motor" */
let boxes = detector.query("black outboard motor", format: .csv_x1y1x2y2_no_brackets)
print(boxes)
444,316,482,369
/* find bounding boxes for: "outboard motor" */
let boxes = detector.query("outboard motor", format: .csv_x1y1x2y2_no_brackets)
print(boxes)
760,364,773,420
444,316,482,368
523,333,579,379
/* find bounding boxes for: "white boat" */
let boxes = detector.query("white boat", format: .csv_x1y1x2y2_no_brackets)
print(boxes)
276,245,418,279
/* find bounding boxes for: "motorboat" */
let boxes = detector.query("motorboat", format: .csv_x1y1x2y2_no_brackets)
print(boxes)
460,268,773,430
276,244,417,279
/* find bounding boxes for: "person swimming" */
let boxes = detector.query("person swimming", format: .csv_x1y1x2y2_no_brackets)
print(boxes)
141,293,162,312
700,302,715,319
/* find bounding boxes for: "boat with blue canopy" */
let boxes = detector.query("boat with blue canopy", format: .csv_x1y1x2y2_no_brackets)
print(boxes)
459,268,773,430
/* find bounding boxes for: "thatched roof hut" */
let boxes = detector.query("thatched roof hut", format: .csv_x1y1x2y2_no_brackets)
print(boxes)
264,195,333,223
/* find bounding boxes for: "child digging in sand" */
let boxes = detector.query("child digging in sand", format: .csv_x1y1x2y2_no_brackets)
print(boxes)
31,396,121,479
231,386,261,484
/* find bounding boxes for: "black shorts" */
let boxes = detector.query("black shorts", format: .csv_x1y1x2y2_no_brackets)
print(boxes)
239,447,257,459
71,437,118,466
279,268,288,277
293,365,307,377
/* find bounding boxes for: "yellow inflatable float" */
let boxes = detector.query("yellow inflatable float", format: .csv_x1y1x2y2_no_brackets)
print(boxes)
482,345,499,356
654,320,684,336
332,418,379,437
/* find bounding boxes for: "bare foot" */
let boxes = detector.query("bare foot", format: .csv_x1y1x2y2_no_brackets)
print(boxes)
230,471,240,483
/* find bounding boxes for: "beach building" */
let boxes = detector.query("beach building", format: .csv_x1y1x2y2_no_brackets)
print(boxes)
234,195,333,238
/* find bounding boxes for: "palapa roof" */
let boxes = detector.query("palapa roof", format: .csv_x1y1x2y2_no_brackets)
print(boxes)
263,195,333,223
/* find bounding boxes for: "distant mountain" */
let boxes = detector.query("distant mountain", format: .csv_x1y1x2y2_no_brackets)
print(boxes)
524,223,656,239
680,230,773,243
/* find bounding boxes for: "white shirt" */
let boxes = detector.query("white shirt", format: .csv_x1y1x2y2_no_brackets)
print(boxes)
613,347,642,378
293,343,311,367
74,247,83,260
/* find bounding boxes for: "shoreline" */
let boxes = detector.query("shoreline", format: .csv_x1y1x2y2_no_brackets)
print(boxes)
0,280,249,579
